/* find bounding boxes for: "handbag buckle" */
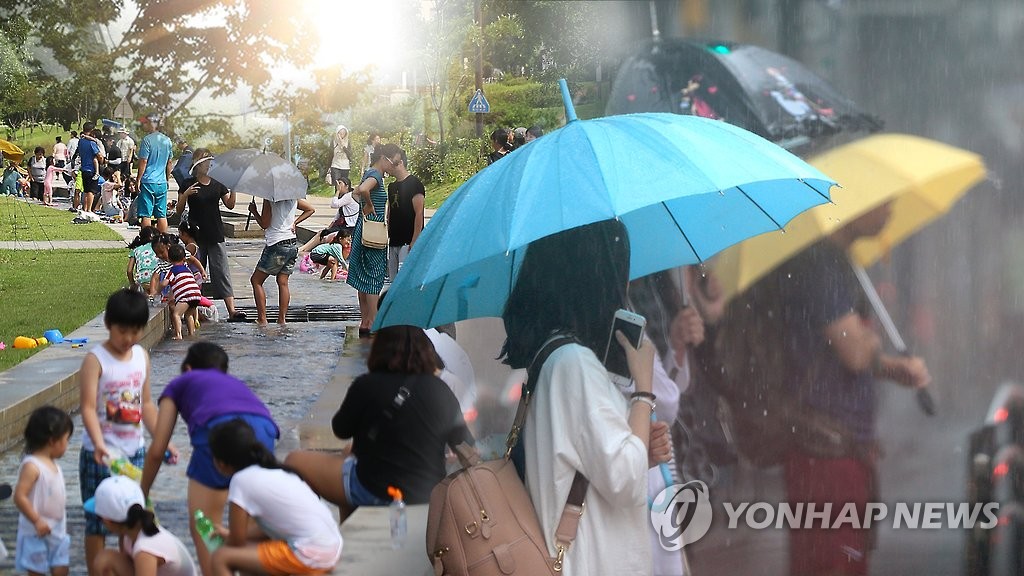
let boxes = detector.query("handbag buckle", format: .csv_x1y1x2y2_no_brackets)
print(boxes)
553,545,566,572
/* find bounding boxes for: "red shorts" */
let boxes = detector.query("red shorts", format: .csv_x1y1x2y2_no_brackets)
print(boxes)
784,451,873,576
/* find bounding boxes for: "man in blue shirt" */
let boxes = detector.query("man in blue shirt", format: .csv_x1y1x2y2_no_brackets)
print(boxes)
76,121,103,213
136,113,174,232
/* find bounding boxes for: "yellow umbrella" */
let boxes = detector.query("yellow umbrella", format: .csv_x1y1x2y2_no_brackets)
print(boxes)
0,138,25,164
714,133,986,300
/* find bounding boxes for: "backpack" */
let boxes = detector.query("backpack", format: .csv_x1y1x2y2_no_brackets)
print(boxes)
426,336,588,576
712,272,852,467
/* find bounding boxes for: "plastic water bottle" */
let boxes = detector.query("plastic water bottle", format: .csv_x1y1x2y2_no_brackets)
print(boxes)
387,486,407,549
107,457,142,482
194,510,223,552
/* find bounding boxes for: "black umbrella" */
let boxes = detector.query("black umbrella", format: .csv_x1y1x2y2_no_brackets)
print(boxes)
607,39,882,149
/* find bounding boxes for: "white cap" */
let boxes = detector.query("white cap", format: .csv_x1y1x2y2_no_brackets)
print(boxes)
83,476,145,522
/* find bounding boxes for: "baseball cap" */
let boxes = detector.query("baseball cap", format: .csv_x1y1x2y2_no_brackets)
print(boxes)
83,476,145,522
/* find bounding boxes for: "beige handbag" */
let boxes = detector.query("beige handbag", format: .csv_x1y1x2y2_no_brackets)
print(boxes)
360,200,388,249
426,337,588,576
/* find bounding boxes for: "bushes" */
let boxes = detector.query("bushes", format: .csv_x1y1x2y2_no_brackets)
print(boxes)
409,137,486,186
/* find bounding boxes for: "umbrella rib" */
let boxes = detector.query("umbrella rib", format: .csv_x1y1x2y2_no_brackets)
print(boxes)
735,185,783,230
427,274,450,328
660,202,703,263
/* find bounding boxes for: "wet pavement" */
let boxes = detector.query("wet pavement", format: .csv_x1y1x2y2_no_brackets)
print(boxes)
0,238,360,574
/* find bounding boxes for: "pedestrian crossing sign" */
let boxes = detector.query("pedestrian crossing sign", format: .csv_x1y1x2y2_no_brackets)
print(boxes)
468,89,490,114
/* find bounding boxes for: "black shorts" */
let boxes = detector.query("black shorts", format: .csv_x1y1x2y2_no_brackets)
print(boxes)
81,171,100,194
310,252,331,265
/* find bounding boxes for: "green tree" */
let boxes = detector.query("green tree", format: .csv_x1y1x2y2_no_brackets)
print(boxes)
422,0,474,144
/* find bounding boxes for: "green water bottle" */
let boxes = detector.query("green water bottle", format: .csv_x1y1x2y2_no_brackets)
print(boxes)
194,510,223,552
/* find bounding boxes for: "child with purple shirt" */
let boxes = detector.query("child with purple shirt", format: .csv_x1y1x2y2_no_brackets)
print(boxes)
139,342,278,576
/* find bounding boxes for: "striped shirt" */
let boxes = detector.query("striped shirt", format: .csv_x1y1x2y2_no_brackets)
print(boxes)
167,264,202,303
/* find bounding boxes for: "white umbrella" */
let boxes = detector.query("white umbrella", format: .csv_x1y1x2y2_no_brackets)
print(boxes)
208,148,307,201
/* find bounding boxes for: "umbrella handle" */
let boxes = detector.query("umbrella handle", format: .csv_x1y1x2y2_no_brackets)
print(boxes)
897,349,936,417
245,198,257,231
853,265,935,417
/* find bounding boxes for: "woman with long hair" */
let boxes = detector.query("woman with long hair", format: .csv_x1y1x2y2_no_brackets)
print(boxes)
346,143,400,335
501,219,671,576
285,325,470,523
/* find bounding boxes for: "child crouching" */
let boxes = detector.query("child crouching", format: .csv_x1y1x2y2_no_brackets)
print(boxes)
87,476,196,576
310,229,351,281
208,419,342,576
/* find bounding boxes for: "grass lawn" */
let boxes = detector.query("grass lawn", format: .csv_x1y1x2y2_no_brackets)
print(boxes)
306,177,335,198
0,249,127,371
425,181,461,209
6,125,66,156
0,197,122,241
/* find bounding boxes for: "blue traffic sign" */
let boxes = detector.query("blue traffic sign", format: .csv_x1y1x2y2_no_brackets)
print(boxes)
468,89,490,114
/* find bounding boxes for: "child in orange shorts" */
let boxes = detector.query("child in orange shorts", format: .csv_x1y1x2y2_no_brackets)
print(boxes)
207,419,342,576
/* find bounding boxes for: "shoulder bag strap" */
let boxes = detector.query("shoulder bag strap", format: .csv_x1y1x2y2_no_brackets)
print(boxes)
508,335,590,565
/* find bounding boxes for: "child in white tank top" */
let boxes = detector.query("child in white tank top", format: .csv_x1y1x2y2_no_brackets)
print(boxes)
13,406,74,576
77,289,179,572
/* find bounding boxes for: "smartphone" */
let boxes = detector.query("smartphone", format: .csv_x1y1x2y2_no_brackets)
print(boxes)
603,309,647,389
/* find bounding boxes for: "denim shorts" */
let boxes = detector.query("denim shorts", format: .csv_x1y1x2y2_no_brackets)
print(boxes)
189,414,278,489
256,239,298,276
16,532,70,573
80,448,146,535
137,181,168,219
343,457,390,507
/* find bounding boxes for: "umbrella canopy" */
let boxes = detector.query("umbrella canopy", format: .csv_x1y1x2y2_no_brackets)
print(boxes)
0,138,25,164
207,149,307,201
375,81,835,330
606,39,882,149
101,118,123,129
714,133,987,300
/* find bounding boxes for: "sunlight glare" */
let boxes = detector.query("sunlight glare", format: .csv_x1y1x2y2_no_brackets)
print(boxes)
309,0,403,72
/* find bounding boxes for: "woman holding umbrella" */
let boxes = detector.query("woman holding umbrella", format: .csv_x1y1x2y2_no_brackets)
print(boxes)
347,143,398,336
176,148,247,322
500,218,672,576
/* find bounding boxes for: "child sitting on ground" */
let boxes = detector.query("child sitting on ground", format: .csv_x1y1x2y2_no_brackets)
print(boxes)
208,419,342,576
87,476,196,576
13,406,74,576
99,167,124,219
127,227,161,296
160,244,204,339
310,229,350,281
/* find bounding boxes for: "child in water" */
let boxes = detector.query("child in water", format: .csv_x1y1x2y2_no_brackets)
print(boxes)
13,406,74,576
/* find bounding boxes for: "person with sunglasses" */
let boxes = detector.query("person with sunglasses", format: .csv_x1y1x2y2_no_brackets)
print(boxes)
347,143,400,336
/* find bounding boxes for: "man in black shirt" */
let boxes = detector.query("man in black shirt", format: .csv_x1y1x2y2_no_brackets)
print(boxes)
385,147,425,281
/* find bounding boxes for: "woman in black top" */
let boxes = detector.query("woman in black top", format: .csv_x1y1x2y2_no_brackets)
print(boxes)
285,326,471,522
175,148,246,321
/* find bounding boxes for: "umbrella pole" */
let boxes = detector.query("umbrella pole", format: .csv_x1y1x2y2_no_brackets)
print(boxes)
851,264,936,416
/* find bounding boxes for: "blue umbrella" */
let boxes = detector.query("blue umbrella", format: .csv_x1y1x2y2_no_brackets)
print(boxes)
101,118,123,129
375,79,836,330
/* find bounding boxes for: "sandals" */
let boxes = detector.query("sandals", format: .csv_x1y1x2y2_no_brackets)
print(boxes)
227,311,248,323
